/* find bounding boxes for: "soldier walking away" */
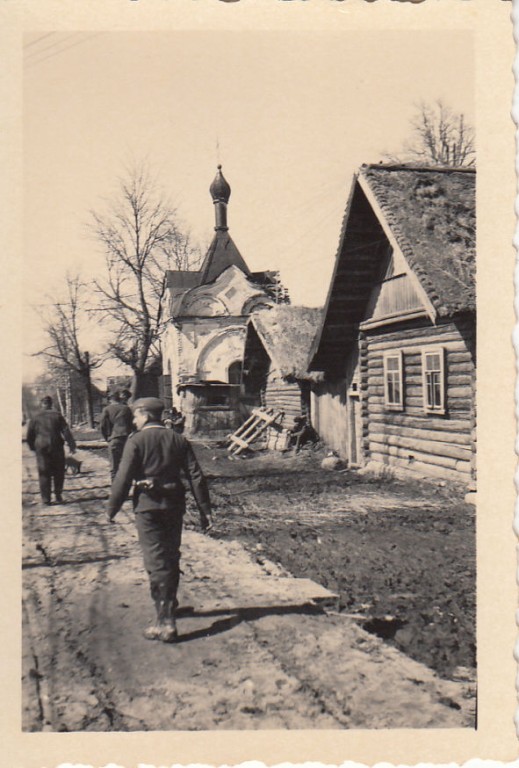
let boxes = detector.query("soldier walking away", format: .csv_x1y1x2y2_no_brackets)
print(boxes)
26,396,77,506
99,390,133,481
107,397,213,643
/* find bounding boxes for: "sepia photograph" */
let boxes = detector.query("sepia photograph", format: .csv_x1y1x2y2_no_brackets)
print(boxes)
5,1,515,765
21,28,478,733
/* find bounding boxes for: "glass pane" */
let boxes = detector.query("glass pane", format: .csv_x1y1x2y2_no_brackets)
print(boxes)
425,371,442,409
426,353,441,371
387,371,401,405
425,372,431,407
432,373,441,407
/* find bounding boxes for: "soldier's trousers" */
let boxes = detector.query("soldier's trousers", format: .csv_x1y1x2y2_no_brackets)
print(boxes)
35,447,65,503
135,508,183,607
109,437,127,481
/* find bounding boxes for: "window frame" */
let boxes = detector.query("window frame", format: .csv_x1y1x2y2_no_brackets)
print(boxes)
383,350,404,411
421,346,446,415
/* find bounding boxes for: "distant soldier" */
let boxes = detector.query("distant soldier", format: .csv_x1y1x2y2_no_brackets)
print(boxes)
99,390,133,481
119,388,132,406
107,397,213,643
26,396,76,506
163,406,186,434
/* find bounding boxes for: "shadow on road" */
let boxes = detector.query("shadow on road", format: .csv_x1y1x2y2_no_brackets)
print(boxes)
23,553,129,570
175,603,323,644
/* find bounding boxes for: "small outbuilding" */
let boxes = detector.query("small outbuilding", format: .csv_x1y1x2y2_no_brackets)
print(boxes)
243,305,322,430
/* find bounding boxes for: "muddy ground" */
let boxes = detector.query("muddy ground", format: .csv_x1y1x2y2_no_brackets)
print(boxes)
199,443,476,679
22,436,476,732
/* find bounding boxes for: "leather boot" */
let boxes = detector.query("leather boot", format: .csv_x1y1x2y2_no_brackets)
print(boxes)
159,600,178,643
143,599,164,641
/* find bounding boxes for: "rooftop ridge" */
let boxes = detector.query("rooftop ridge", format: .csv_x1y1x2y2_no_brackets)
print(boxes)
361,163,476,174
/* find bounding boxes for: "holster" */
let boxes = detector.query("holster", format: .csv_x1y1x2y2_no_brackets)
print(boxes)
135,478,184,503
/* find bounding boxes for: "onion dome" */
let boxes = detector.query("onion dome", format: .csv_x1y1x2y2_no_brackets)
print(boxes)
209,165,231,204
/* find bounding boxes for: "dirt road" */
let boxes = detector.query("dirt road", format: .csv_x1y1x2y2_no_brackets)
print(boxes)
22,444,475,731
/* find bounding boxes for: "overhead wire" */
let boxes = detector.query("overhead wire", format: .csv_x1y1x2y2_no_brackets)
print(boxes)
242,173,346,244
24,33,80,61
25,33,103,68
23,32,56,50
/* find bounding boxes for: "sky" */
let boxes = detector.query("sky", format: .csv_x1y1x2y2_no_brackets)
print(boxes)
23,30,474,383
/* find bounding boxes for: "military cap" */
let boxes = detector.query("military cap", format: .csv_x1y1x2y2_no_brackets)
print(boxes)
131,397,165,416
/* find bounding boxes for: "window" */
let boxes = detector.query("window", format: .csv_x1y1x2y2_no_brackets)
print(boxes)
422,347,445,413
205,389,230,407
383,351,403,410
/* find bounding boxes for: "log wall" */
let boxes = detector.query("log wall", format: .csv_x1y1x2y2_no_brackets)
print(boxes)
364,316,476,483
264,372,305,428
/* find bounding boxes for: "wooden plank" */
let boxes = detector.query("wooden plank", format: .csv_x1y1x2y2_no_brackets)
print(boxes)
400,354,472,366
232,410,284,455
251,408,277,423
229,435,250,449
370,442,474,473
368,433,472,461
365,406,471,429
367,342,470,359
447,386,473,398
369,452,470,482
367,421,472,444
367,380,473,399
365,319,471,343
369,442,460,469
367,335,469,353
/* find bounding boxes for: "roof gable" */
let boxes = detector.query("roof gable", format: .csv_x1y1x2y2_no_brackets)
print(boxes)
249,306,322,379
310,165,475,373
359,165,475,316
174,266,274,318
199,230,251,285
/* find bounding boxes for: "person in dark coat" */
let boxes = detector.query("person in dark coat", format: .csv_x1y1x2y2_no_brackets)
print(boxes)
26,396,76,505
162,406,186,434
107,397,213,643
99,390,134,481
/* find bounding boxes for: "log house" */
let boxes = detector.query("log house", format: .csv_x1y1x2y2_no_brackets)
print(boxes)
310,164,476,484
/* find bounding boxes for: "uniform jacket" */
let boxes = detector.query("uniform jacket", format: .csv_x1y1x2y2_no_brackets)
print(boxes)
26,409,76,454
108,423,212,517
99,403,133,441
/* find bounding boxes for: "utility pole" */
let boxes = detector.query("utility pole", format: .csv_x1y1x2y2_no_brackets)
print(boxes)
84,351,95,428
65,373,72,424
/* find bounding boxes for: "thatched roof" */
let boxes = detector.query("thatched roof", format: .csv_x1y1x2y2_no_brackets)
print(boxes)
249,305,323,380
360,164,475,315
310,164,475,373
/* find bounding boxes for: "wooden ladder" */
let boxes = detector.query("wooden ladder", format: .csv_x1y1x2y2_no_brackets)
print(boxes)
227,408,284,456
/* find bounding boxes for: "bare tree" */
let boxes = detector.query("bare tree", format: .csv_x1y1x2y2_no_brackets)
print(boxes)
90,163,201,396
36,273,103,427
384,100,475,167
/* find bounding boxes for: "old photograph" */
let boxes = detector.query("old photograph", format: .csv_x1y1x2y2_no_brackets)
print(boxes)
21,28,478,733
6,2,514,763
